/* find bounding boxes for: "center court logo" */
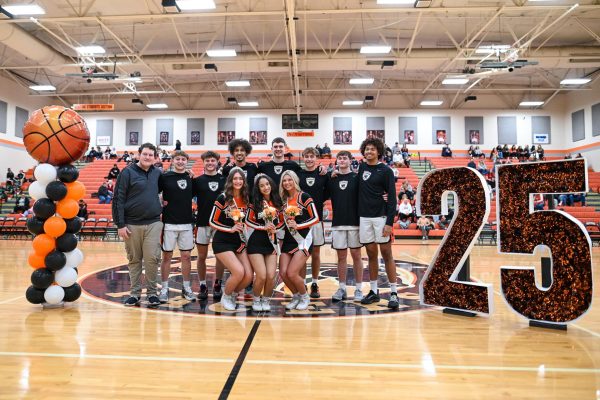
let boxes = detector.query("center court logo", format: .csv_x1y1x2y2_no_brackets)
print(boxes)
81,257,429,318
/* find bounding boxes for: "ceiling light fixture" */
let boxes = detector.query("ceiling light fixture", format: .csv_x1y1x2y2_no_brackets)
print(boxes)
146,103,169,109
560,78,591,85
2,4,45,15
442,78,469,85
29,85,56,91
519,101,544,107
238,101,259,107
376,0,414,4
225,80,250,87
343,100,364,106
360,45,392,54
349,78,375,85
176,0,216,10
75,45,106,55
420,100,443,106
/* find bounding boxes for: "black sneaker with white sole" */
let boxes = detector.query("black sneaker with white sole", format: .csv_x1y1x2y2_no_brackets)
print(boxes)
147,295,160,307
123,296,140,306
310,282,320,298
388,292,399,309
360,290,380,305
197,283,208,300
213,282,223,302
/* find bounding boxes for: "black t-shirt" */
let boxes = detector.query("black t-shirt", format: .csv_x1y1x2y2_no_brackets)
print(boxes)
258,160,302,185
158,171,194,225
357,162,397,226
298,169,329,219
192,174,225,227
327,171,359,227
222,162,258,194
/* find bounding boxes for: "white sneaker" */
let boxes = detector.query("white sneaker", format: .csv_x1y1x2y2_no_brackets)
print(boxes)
221,294,236,311
353,288,364,302
296,294,310,310
332,287,347,302
182,287,195,301
252,296,263,312
285,294,300,310
158,287,169,303
261,297,271,312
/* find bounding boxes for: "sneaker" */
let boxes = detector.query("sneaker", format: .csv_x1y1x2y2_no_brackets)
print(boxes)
285,294,301,310
123,296,140,306
213,282,223,301
158,288,169,303
182,287,196,302
261,297,271,312
197,283,208,300
221,294,236,311
310,282,320,298
252,296,263,312
332,287,347,302
354,288,364,302
388,292,399,309
296,294,311,310
360,290,380,305
147,295,160,307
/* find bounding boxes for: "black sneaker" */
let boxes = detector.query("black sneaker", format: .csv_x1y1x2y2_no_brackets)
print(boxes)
197,283,208,300
310,282,320,298
147,295,160,307
360,290,380,305
124,296,140,307
388,292,399,309
213,282,223,302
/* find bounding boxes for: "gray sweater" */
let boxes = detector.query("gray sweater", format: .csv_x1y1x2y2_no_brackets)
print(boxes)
112,163,162,228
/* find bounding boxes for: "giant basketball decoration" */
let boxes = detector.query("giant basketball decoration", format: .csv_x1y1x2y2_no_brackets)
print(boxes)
23,106,89,165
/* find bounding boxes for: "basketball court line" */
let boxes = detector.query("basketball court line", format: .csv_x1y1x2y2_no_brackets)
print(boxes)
0,295,24,304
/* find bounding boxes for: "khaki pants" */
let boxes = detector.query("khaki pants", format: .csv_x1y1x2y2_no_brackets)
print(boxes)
124,221,163,297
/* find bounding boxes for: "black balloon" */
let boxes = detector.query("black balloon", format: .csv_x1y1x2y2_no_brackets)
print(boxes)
56,233,78,252
33,198,56,220
63,283,82,302
57,165,79,183
31,268,54,289
64,217,82,234
25,285,45,304
45,181,67,201
45,250,67,271
27,217,45,235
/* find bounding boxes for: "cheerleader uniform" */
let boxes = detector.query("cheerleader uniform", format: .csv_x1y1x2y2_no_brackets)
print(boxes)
209,194,248,254
245,200,284,255
281,191,319,256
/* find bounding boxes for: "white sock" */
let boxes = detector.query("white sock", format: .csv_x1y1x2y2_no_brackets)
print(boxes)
339,282,347,290
390,283,397,293
162,281,169,290
183,281,191,290
200,280,206,286
370,281,378,292
312,277,318,284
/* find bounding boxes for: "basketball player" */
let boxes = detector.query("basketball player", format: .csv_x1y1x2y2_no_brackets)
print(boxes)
257,137,302,186
298,147,329,298
158,150,195,303
357,138,399,309
193,151,225,301
222,138,258,194
327,151,364,301
112,143,163,307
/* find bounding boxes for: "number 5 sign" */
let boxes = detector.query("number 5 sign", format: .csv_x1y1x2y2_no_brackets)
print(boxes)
416,159,593,326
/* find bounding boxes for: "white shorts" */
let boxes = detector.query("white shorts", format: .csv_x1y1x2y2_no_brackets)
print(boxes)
331,227,361,250
195,226,215,245
162,224,194,252
312,222,325,247
359,216,391,244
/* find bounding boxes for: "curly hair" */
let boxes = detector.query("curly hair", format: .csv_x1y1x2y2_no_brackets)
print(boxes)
228,138,252,156
223,167,249,207
252,173,283,211
360,138,384,158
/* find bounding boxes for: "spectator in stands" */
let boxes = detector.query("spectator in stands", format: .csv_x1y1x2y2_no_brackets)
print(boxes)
153,154,164,172
103,146,112,160
160,150,171,162
16,170,24,182
467,157,476,169
537,145,544,160
392,142,401,154
6,168,14,181
110,147,118,159
441,145,452,158
5,180,14,197
473,146,483,157
417,215,434,240
327,163,335,173
78,199,89,219
397,195,414,229
564,153,572,160
477,158,489,175
105,178,115,193
0,187,7,203
175,139,182,151
502,144,509,158
516,145,524,161
351,157,359,172
489,148,498,162
522,145,531,161
13,194,30,213
559,193,586,207
534,194,545,211
22,206,34,218
467,146,475,157
384,146,393,165
118,151,131,163
576,153,584,159
496,145,503,159
107,164,120,180
392,146,403,166
85,147,97,162
509,145,517,158
398,180,414,201
401,144,409,159
321,143,331,157
403,152,412,168
97,181,113,204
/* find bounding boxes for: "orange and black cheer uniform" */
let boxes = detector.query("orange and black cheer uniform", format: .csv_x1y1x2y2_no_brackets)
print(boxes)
209,194,248,254
245,200,284,255
282,191,319,256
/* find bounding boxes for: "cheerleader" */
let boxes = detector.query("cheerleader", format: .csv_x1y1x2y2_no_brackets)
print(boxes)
278,170,319,311
209,168,253,311
245,174,284,312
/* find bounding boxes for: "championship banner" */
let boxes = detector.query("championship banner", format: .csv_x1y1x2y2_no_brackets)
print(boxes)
287,131,314,137
72,104,115,111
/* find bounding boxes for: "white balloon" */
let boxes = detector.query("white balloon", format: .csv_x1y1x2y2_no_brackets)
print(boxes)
28,181,48,200
55,267,78,287
44,285,65,304
34,163,57,184
64,249,84,269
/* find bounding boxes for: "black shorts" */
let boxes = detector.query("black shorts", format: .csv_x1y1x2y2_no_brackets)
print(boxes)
281,237,312,257
212,231,246,254
247,231,277,255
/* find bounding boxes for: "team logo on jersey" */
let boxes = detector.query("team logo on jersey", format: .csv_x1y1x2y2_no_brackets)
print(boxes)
208,182,219,191
177,179,188,189
362,171,371,181
306,177,315,186
339,180,348,190
274,166,283,174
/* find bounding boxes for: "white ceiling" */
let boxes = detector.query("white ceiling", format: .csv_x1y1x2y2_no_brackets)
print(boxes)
0,0,599,111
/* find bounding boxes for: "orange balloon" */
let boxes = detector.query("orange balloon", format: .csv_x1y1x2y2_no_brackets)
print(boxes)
32,234,55,257
28,252,46,269
43,216,67,238
65,181,85,201
56,198,79,219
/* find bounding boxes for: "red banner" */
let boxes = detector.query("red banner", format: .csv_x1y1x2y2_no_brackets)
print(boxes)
72,104,115,111
287,131,314,137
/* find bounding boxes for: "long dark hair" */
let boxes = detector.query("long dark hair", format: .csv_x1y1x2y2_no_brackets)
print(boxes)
252,174,282,211
223,167,249,206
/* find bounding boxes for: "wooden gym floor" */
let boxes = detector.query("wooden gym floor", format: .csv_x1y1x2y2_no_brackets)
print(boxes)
0,239,598,399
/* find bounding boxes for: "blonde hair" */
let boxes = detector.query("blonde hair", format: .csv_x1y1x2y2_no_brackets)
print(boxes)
279,170,301,202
